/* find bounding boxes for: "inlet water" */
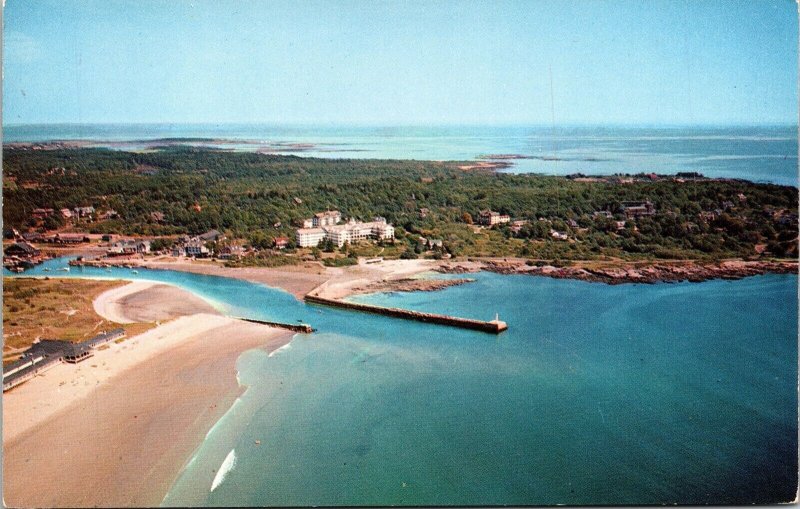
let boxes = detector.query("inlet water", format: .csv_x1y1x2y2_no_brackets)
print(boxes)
6,260,797,504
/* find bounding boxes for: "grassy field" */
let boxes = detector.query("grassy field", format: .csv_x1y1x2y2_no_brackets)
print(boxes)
3,278,154,365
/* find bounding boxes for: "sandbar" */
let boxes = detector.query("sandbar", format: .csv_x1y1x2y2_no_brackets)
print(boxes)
94,280,220,323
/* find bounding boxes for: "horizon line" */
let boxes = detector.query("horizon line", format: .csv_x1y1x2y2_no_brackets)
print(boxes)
4,120,798,129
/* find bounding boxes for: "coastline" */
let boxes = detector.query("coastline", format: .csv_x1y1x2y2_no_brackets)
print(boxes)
79,255,799,299
3,283,294,507
3,255,797,505
436,258,799,284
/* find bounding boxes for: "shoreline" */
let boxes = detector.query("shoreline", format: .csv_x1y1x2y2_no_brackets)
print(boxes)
73,255,799,298
3,255,797,505
3,282,295,507
436,258,799,285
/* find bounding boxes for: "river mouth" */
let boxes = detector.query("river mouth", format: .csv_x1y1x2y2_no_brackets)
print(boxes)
5,260,798,505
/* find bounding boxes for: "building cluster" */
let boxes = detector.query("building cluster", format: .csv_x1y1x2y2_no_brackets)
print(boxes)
296,211,395,248
108,239,151,256
33,206,96,221
169,230,225,258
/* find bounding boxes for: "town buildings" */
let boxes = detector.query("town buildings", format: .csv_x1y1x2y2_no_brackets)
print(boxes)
108,239,151,255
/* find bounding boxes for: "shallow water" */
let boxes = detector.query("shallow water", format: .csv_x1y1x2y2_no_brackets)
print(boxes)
5,123,798,185
7,260,797,505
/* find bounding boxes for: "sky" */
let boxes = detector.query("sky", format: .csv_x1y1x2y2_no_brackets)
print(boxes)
3,0,798,125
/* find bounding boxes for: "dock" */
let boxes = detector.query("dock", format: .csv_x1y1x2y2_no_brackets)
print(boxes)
303,294,508,334
233,317,314,333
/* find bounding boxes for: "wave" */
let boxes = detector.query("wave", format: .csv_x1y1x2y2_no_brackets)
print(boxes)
268,341,293,358
210,449,237,492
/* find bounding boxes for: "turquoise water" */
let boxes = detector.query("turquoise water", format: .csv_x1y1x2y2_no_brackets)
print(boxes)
5,124,798,185
7,259,797,504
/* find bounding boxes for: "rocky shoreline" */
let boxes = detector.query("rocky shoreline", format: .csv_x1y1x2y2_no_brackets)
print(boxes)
437,259,799,285
348,277,476,295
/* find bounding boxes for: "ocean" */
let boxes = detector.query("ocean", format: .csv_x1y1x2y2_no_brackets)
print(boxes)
4,123,798,186
6,260,798,505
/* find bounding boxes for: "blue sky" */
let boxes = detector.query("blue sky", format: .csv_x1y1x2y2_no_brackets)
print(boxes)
3,0,797,125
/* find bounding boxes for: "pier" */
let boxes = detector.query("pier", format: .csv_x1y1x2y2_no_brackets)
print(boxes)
233,317,314,333
303,294,508,334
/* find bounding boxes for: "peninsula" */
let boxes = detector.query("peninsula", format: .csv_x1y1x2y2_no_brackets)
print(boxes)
2,146,797,286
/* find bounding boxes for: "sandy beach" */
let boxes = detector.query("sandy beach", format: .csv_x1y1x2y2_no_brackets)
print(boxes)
93,280,220,323
3,284,294,507
145,259,331,299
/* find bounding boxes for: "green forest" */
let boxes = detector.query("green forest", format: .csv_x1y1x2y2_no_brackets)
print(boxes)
3,146,798,261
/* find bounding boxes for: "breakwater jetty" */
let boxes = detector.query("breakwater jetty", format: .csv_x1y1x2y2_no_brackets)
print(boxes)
304,294,508,334
234,317,314,333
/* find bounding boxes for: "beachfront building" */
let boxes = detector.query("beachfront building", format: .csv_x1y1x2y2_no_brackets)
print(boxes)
312,210,342,227
296,215,395,248
3,329,125,392
478,210,510,226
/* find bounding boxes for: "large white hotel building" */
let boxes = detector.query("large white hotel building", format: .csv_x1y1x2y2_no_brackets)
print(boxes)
296,210,395,248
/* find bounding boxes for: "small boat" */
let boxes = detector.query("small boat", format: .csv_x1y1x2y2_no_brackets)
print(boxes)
43,267,51,272
131,270,139,274
105,268,112,273
57,267,70,272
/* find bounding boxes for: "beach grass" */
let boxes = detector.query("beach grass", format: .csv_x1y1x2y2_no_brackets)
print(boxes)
2,278,153,364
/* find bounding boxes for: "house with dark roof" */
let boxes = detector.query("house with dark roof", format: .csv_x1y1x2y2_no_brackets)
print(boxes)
197,230,223,242
620,201,656,218
5,242,41,258
54,233,89,244
32,208,55,219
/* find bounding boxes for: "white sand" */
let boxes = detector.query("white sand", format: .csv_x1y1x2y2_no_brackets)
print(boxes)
93,281,160,323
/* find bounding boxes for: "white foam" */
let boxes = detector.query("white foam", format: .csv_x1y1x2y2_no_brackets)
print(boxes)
210,449,237,492
268,341,293,358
